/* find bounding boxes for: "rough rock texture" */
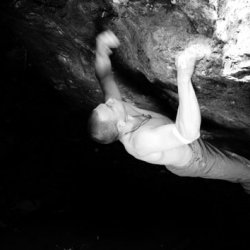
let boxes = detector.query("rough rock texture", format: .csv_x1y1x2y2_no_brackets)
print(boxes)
2,0,250,157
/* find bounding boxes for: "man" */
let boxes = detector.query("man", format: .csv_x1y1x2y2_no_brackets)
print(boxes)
88,30,250,192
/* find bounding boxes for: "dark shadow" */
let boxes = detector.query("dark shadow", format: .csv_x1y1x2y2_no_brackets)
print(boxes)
111,54,177,119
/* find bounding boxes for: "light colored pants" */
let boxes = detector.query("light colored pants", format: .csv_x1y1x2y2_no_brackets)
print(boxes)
167,139,250,193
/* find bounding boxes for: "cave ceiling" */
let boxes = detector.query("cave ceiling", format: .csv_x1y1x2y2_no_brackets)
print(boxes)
2,0,250,157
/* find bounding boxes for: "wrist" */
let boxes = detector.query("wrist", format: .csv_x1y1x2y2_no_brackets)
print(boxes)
176,62,196,81
177,72,192,83
97,73,114,85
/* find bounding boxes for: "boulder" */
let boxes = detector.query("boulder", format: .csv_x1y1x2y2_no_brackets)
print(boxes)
3,0,250,157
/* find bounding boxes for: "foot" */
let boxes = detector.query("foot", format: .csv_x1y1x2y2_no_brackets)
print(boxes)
175,39,212,77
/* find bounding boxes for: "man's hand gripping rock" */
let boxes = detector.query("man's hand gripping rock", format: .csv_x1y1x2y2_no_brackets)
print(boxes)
95,30,120,80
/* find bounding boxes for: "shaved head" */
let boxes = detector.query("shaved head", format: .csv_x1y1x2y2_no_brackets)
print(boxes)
87,109,119,144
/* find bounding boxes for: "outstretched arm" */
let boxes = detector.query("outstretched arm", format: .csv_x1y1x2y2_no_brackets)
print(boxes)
131,42,212,157
175,44,250,190
95,30,121,101
175,42,211,143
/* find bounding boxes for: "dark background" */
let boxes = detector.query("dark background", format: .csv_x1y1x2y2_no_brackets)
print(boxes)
1,20,250,250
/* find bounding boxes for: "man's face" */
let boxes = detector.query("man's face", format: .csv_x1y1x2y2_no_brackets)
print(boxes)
94,98,126,123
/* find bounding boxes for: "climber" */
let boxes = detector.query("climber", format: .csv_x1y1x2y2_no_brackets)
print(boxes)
88,30,250,193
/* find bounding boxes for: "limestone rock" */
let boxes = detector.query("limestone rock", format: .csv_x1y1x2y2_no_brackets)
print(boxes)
2,0,250,157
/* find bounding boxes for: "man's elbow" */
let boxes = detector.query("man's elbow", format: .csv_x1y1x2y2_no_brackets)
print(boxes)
174,124,200,144
182,129,200,143
186,132,200,143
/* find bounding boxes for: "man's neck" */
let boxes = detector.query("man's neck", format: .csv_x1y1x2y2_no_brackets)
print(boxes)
123,114,152,136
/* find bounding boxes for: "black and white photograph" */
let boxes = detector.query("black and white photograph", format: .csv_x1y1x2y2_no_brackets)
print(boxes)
1,0,250,249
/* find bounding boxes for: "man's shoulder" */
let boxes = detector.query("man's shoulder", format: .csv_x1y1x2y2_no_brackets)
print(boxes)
127,124,176,156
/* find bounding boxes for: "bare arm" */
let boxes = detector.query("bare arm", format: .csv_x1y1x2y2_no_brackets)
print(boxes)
175,56,201,142
132,42,212,156
175,42,211,143
95,31,121,101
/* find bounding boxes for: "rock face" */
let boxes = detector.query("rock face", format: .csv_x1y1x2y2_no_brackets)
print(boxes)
2,0,250,156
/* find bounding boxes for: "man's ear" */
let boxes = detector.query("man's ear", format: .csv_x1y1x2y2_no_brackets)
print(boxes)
117,120,126,132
